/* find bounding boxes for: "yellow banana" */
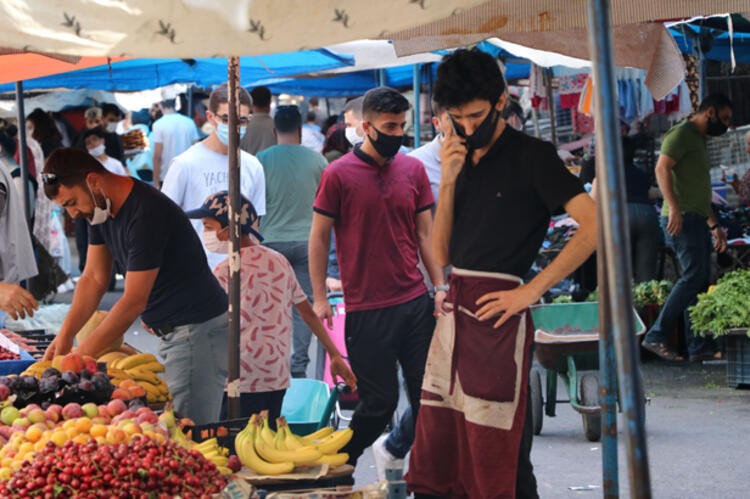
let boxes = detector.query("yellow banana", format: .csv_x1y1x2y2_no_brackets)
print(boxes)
215,465,233,475
98,352,127,365
302,426,334,441
126,368,162,385
259,417,276,448
116,353,158,370
312,452,349,467
254,437,322,466
284,428,308,451
235,423,295,475
314,428,353,455
193,438,218,452
133,361,165,373
274,427,288,451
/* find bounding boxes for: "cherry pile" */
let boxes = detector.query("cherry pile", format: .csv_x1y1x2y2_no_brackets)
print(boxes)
1,438,228,498
0,346,20,361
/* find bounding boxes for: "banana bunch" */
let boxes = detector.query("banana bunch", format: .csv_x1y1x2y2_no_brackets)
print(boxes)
20,360,52,377
106,353,170,404
193,437,232,474
233,412,352,476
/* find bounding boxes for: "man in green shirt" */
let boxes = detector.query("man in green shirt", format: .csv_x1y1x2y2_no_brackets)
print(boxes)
642,94,730,362
257,105,328,377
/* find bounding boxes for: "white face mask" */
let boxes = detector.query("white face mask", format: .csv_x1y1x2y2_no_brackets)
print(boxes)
105,122,118,133
203,228,228,254
85,182,112,226
345,126,363,146
87,144,106,157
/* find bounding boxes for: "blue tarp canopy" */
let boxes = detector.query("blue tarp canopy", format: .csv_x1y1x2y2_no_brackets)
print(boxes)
0,49,354,92
671,24,750,63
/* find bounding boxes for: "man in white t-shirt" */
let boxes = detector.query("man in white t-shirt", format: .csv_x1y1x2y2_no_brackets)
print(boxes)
83,128,128,176
151,94,200,187
162,83,266,269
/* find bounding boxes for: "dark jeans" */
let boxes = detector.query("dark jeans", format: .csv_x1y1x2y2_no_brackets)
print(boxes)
264,241,312,377
342,293,435,465
645,213,715,355
628,202,661,283
220,389,286,430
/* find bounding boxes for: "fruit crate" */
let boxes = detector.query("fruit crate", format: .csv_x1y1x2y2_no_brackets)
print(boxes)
726,328,750,388
189,417,249,455
0,332,36,375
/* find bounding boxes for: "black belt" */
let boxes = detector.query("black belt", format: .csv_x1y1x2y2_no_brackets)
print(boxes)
150,324,176,338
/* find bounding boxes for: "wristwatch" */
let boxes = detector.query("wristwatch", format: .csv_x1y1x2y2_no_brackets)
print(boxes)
709,223,719,231
434,284,449,293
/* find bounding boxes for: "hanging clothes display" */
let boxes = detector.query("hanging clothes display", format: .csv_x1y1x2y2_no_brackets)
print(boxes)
529,63,548,110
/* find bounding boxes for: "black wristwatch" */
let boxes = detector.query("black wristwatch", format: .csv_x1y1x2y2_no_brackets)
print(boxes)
709,223,719,231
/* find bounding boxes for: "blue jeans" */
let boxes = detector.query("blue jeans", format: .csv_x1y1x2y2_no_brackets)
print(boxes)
264,241,313,377
385,405,414,459
158,312,229,425
645,214,714,355
628,203,661,283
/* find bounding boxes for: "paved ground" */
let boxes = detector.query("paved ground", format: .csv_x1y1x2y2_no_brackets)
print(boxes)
45,246,750,497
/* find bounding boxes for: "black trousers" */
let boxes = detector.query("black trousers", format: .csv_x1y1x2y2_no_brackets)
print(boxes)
219,390,286,431
341,293,435,464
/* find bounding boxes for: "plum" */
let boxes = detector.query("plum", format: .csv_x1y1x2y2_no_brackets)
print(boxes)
41,368,62,379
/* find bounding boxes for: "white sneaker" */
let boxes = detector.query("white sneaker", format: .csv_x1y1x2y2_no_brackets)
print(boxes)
372,434,404,481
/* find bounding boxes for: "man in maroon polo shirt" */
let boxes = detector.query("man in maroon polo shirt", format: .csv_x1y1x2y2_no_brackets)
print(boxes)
309,87,447,466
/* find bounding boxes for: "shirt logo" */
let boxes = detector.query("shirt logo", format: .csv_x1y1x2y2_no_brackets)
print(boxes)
496,191,503,198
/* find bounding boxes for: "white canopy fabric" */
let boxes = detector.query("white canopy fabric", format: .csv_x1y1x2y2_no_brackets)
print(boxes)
0,0,747,59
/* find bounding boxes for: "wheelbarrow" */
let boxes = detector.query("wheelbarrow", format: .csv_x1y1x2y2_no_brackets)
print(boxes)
529,302,646,442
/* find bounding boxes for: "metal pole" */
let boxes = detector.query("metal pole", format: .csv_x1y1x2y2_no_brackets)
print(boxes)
226,56,242,420
596,174,619,498
15,82,30,223
543,68,558,146
531,108,542,139
378,69,387,87
587,1,652,497
187,86,194,120
413,64,421,149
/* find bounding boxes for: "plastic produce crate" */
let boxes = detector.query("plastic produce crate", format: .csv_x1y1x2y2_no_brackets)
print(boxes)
726,329,750,388
0,349,35,376
189,417,249,455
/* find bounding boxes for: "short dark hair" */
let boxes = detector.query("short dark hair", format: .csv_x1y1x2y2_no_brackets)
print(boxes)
27,108,62,143
0,132,16,157
100,103,123,119
434,48,506,109
430,98,445,116
501,97,524,121
249,86,272,108
306,111,317,123
343,96,364,120
308,97,319,107
698,93,733,113
81,126,106,141
362,87,410,120
160,98,177,110
274,106,302,134
42,147,108,199
208,83,253,113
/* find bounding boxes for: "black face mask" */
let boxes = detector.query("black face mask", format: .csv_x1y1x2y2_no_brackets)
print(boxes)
368,127,403,159
706,113,728,137
452,104,500,150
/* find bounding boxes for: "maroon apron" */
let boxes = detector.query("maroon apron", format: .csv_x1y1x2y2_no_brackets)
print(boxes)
406,268,533,499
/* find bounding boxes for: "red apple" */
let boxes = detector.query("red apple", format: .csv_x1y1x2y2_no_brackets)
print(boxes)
61,403,84,420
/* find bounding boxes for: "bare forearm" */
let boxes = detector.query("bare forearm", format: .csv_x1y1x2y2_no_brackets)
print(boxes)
309,233,330,303
298,302,341,358
432,183,456,267
56,275,108,344
655,165,678,211
152,159,162,185
76,296,145,357
527,223,597,298
418,238,445,287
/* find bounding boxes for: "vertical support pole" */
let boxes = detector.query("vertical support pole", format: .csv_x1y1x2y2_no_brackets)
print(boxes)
531,108,542,139
587,1,652,497
187,86,194,120
15,82,30,223
596,180,619,498
378,69,387,87
226,57,242,420
413,64,422,149
543,68,558,146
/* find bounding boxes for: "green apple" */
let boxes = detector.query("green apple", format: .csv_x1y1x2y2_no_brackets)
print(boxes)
81,403,98,419
0,406,20,426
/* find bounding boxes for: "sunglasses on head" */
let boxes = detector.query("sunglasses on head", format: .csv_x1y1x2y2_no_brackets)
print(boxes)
41,172,76,185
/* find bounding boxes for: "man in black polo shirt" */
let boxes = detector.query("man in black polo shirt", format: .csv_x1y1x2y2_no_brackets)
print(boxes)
407,49,597,498
41,148,228,425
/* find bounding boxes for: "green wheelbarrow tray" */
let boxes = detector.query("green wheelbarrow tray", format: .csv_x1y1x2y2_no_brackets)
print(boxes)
528,302,646,441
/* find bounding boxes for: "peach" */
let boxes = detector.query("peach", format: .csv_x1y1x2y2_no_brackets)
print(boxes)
82,355,98,373
106,399,127,417
60,353,85,373
27,409,46,425
61,403,84,420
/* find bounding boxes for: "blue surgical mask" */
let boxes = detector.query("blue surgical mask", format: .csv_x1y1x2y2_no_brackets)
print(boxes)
216,122,248,145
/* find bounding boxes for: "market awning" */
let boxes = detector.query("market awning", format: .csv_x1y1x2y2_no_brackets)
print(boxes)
0,50,354,92
0,0,747,58
0,53,127,84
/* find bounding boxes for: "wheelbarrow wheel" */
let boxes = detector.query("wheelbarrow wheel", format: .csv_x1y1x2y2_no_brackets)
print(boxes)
580,373,601,442
529,367,543,435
